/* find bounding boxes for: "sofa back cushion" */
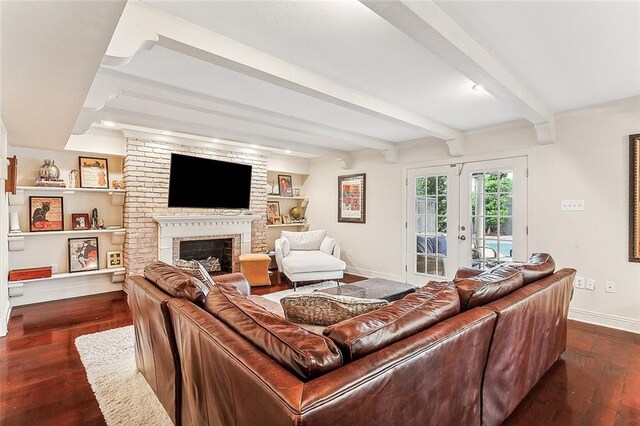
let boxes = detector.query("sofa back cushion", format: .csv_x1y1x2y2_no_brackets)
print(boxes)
323,281,460,361
508,253,555,285
455,265,524,310
281,229,326,250
144,261,208,306
204,281,342,380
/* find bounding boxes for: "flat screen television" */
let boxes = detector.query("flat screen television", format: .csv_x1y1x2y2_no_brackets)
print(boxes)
168,153,253,209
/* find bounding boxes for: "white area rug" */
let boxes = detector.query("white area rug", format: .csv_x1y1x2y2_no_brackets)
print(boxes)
75,326,172,426
261,280,338,302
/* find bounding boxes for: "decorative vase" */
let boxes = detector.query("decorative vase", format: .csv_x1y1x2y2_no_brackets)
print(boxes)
39,159,60,179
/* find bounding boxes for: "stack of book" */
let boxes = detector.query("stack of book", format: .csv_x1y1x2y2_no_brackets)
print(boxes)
35,178,66,187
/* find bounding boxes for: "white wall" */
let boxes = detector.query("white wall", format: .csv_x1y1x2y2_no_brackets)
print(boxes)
0,119,9,336
307,97,640,333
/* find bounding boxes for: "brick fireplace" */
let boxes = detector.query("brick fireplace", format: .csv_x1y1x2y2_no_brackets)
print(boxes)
154,215,258,273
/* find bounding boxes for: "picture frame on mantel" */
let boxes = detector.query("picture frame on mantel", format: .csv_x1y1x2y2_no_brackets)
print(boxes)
629,133,640,262
338,173,366,224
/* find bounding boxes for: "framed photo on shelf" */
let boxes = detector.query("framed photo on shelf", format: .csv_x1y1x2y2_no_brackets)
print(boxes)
79,156,109,189
278,174,293,197
267,201,280,225
273,216,283,225
282,215,291,224
29,196,64,232
630,133,640,262
338,173,366,224
107,250,123,269
71,213,90,230
68,237,99,273
293,187,301,197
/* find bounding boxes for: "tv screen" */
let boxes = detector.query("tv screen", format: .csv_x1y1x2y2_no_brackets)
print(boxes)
168,153,252,209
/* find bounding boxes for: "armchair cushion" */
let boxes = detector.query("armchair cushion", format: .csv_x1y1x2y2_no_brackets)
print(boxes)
319,236,336,255
282,251,346,274
282,229,326,250
280,236,291,257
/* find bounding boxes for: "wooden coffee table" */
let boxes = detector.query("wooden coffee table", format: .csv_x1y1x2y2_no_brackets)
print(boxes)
319,278,416,302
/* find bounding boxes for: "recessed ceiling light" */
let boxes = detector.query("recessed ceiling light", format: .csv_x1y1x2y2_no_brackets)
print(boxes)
211,138,220,143
162,130,171,135
472,84,484,92
285,150,292,154
102,120,116,127
251,144,260,149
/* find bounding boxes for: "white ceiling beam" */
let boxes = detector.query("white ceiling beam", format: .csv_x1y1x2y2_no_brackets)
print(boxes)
82,106,348,158
104,1,462,143
362,0,555,144
79,68,397,151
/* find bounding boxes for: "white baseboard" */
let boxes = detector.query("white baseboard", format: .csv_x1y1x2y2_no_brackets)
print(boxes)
569,307,640,334
345,266,403,282
0,301,11,337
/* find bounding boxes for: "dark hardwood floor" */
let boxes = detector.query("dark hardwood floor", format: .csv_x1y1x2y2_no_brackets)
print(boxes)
1,276,638,425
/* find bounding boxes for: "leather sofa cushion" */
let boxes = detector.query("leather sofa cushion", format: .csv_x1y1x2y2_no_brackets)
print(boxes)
323,280,460,361
507,253,555,285
144,261,208,306
455,265,524,310
204,282,343,380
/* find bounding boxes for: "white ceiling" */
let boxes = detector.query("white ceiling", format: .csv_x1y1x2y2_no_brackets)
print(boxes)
2,1,638,158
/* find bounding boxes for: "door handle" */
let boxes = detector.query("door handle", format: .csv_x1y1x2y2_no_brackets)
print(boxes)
459,235,466,241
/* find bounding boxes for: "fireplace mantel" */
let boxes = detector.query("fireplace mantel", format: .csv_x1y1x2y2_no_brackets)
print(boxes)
153,215,259,264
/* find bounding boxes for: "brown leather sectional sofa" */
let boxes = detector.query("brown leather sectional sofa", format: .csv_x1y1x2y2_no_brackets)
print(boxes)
127,254,575,426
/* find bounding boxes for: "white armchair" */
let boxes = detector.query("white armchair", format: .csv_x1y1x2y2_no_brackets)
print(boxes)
275,229,346,290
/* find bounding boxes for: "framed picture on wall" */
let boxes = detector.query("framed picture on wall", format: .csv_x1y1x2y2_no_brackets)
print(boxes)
79,156,109,189
338,173,366,224
278,174,293,197
68,237,99,272
29,196,64,232
629,133,640,262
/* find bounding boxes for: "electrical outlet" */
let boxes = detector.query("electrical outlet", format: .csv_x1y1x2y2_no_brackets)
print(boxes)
605,281,616,293
586,278,596,291
50,264,58,274
574,276,585,289
560,200,585,211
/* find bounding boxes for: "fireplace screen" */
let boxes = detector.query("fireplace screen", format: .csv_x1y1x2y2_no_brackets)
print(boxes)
179,238,233,273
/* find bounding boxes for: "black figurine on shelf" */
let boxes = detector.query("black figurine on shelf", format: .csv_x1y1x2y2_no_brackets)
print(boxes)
91,208,98,230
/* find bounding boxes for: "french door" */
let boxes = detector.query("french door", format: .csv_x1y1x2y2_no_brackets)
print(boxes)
406,157,528,285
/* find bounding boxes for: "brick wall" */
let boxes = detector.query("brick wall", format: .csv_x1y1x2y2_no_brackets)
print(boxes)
123,137,268,275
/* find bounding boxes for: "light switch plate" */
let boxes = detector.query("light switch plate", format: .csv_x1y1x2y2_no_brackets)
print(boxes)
586,278,596,291
574,276,585,289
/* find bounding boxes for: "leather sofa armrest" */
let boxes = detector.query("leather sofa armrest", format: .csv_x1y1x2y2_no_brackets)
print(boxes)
332,244,341,259
275,238,284,272
455,267,483,280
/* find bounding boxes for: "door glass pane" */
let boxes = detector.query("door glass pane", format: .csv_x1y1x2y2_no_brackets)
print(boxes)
414,174,448,277
470,170,514,270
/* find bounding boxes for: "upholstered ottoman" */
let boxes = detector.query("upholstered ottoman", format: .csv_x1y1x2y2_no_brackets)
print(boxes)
239,253,271,286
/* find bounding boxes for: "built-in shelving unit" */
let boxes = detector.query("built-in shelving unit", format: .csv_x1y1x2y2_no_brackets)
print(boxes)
266,170,310,249
7,179,126,306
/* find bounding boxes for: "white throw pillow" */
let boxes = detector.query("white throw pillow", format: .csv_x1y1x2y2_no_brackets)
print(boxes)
280,236,291,257
320,237,336,255
281,229,327,251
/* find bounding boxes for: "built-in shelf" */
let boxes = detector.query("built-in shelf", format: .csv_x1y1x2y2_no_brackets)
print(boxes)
16,186,126,194
10,186,126,207
267,223,310,228
8,228,126,238
10,267,126,284
267,195,308,201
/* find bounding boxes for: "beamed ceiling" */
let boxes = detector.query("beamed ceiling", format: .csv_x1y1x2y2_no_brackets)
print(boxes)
2,1,639,161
